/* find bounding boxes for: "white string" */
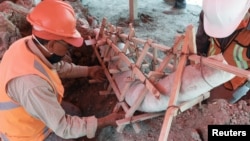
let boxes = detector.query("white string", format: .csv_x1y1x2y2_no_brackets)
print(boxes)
32,34,52,55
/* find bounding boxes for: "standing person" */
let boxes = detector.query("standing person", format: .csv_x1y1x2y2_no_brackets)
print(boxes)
0,0,124,141
196,0,250,103
163,0,186,15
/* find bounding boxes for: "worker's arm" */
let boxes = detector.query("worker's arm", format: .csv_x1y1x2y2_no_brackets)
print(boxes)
54,61,106,82
54,61,88,78
7,75,98,139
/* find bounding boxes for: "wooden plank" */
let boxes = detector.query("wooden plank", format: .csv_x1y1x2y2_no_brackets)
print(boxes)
186,25,197,55
129,0,138,22
125,88,148,117
158,28,190,141
119,34,174,70
99,90,114,95
135,39,152,67
116,92,210,126
186,25,197,65
172,35,184,54
109,67,130,74
138,47,174,69
116,112,165,125
158,54,188,141
99,84,113,95
148,71,165,82
94,45,123,101
177,92,210,114
97,18,107,39
119,81,133,101
189,55,250,79
132,66,161,97
122,24,135,53
156,53,174,73
117,88,148,133
116,102,141,133
152,47,158,70
119,33,172,51
120,33,174,70
106,38,161,97
107,39,133,65
111,33,137,101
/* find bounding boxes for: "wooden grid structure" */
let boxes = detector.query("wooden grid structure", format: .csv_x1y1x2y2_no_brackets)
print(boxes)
90,18,250,141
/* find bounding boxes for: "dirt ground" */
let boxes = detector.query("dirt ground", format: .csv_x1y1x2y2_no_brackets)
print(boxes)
62,0,250,141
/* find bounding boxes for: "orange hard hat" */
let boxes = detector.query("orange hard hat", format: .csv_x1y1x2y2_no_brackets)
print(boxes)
26,0,83,47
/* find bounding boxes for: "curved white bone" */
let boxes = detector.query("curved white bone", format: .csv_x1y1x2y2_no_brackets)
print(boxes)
101,43,235,112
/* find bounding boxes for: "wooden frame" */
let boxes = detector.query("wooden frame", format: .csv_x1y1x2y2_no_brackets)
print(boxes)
90,18,250,141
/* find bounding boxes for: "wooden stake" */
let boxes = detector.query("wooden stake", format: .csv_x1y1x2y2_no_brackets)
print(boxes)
158,27,190,141
116,92,210,128
129,0,138,22
117,88,148,133
186,25,197,65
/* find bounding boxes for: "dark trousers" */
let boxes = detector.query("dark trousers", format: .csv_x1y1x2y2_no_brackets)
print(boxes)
175,0,186,9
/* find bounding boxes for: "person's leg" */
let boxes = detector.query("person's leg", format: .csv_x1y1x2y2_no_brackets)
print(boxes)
174,0,186,9
164,0,175,5
163,0,186,15
44,101,82,141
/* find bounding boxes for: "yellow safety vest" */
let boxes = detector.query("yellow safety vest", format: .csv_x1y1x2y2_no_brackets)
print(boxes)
0,36,64,141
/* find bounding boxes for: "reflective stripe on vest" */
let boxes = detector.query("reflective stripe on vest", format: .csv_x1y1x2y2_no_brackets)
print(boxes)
34,59,62,100
0,132,10,141
208,39,216,56
208,38,250,69
0,101,20,110
0,59,61,111
0,126,50,141
233,44,248,69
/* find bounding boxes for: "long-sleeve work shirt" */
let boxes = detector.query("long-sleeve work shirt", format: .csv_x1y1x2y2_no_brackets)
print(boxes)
6,39,97,139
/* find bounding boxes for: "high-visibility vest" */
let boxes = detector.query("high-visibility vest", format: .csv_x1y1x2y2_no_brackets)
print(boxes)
207,26,250,90
0,36,64,141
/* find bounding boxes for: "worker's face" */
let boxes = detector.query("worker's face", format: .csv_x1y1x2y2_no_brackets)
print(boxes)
47,40,71,64
51,41,71,56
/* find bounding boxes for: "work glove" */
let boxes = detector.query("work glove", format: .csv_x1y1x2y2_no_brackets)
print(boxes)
229,81,250,104
88,66,106,82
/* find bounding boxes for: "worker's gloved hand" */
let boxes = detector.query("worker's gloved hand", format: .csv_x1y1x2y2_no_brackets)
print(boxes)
229,81,250,104
88,66,106,82
97,112,124,129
